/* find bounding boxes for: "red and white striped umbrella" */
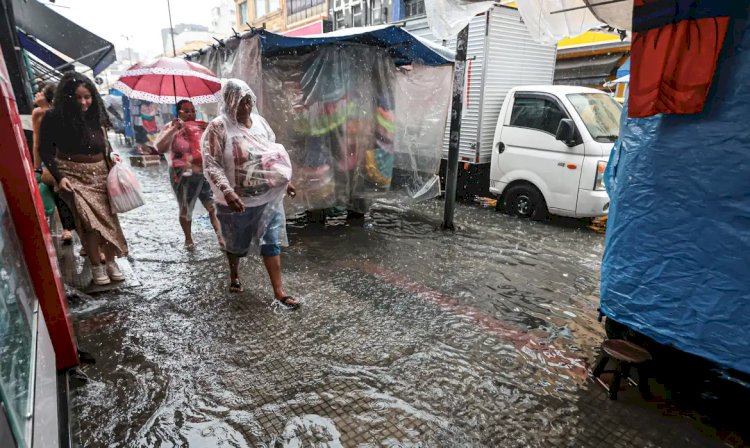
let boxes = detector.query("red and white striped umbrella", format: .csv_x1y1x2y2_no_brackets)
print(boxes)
113,57,221,104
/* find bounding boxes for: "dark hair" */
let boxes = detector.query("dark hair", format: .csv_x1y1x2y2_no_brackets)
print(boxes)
51,72,111,144
42,83,56,104
176,99,193,113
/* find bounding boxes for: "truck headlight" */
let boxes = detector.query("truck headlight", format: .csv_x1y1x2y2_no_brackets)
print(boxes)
594,161,607,191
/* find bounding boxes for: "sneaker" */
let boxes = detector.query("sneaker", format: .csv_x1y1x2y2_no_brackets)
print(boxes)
106,261,125,282
91,265,111,285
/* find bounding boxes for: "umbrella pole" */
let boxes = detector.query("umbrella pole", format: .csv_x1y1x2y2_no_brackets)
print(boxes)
172,74,177,105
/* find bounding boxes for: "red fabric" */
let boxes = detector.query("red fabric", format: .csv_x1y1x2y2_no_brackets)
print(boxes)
629,17,729,118
183,121,207,168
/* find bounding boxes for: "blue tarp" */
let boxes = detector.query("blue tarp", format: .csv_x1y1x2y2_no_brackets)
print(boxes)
615,57,629,78
258,26,455,66
601,16,750,374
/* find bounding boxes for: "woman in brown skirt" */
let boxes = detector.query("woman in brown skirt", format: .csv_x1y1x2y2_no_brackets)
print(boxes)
39,72,129,285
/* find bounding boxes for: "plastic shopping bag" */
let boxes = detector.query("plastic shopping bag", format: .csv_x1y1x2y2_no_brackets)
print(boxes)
107,162,145,213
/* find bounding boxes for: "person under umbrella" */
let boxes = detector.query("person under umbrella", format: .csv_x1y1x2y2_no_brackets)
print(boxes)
201,79,300,308
155,99,223,250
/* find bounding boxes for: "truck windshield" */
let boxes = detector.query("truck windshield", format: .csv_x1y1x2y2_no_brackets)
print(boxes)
567,93,622,143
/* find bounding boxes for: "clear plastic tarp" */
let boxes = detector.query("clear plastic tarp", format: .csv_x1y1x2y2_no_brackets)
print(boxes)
423,0,494,40
512,0,632,43
187,31,453,213
262,44,452,213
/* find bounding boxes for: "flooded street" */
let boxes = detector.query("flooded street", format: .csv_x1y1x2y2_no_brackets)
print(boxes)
69,154,728,447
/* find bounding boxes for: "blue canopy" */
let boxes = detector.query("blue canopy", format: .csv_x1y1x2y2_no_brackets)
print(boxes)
259,25,455,66
17,31,68,71
616,57,630,78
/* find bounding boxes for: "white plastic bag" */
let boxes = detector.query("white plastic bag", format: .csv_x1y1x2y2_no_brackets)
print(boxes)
107,162,145,213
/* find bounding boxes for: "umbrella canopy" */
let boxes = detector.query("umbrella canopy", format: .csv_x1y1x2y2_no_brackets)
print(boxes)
113,57,221,104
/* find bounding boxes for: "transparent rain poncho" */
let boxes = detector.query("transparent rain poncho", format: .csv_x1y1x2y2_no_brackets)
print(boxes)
201,78,292,250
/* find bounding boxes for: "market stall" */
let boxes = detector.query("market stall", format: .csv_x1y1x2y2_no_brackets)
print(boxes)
186,26,455,213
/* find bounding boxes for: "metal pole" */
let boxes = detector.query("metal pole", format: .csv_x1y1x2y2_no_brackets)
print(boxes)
442,25,469,231
167,0,177,56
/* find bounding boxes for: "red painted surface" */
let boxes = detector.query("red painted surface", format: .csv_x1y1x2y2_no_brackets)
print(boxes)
0,49,79,369
282,21,324,37
353,261,589,380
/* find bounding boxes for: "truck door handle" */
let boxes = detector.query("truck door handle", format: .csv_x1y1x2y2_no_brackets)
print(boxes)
497,142,505,154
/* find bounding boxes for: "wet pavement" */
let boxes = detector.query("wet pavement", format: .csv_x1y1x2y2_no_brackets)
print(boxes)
67,143,747,447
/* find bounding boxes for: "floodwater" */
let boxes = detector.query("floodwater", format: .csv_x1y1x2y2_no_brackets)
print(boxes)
69,156,735,447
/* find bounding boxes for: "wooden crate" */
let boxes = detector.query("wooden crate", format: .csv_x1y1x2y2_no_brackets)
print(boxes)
129,155,161,167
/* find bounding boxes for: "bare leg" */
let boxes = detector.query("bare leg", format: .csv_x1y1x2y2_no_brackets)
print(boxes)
82,230,103,266
102,242,116,263
203,201,224,248
262,255,285,298
227,253,240,284
262,254,299,308
179,208,193,247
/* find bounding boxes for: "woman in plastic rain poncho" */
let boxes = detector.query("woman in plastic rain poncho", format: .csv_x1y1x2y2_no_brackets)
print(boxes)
202,79,300,309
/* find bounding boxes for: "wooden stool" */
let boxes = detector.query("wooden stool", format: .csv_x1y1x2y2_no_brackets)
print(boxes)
592,339,652,400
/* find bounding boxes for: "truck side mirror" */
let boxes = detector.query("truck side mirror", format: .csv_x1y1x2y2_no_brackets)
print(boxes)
555,119,576,146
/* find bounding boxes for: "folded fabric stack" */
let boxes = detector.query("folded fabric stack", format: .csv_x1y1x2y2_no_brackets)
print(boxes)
364,96,396,189
296,121,337,206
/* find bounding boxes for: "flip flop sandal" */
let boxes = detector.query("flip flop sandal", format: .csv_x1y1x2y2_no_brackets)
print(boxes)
229,280,243,293
274,296,300,310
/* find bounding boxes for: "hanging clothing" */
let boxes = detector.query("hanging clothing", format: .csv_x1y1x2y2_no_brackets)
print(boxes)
628,0,742,118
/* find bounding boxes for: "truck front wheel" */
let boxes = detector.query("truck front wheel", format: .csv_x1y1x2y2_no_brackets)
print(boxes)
503,184,548,221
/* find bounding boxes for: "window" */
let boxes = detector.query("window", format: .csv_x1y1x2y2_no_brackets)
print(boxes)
254,0,267,18
352,4,363,27
372,0,382,24
335,10,345,29
287,0,325,22
404,0,424,18
567,93,622,142
510,95,568,135
239,1,248,22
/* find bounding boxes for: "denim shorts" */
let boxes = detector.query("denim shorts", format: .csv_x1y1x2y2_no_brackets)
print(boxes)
216,203,283,257
169,168,213,218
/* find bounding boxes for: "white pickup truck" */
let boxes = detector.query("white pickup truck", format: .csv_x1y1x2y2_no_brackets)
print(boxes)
490,85,621,219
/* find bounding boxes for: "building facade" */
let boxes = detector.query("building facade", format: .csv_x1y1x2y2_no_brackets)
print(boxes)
212,0,238,36
232,0,434,36
236,0,286,33
162,23,211,57
330,0,394,30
